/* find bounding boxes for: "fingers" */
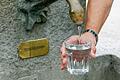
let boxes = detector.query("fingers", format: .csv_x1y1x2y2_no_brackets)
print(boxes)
61,56,67,70
89,45,96,58
60,36,79,70
60,43,67,70
79,38,96,58
79,39,86,44
66,35,79,44
60,43,66,55
72,51,83,61
60,35,97,70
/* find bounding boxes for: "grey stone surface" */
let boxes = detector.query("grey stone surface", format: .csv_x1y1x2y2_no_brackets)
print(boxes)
17,0,58,31
0,0,120,80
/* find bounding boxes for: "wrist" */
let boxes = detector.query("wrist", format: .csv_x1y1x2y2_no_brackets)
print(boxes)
85,25,99,33
83,29,98,44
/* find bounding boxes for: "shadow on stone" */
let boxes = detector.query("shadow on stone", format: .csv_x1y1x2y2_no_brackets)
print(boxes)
17,0,57,31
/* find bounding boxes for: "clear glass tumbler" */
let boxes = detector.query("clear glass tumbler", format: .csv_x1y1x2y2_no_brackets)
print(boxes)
64,41,91,75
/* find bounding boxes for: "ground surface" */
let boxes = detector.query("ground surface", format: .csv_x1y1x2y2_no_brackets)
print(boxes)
0,0,120,80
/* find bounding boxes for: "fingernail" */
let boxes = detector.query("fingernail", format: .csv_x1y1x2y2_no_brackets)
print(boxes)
79,39,85,44
61,64,66,70
61,64,64,70
63,54,67,58
91,53,96,58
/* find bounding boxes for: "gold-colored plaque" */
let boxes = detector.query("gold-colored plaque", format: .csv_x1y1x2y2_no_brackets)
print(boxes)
18,38,49,59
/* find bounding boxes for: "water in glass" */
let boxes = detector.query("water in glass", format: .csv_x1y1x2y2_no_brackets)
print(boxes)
65,42,91,75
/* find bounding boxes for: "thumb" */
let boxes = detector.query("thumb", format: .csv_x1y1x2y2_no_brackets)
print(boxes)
89,45,96,58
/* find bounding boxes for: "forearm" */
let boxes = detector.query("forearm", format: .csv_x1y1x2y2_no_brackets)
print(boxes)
85,0,113,33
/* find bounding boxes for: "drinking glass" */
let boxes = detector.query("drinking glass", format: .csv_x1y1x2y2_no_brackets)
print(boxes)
64,40,91,75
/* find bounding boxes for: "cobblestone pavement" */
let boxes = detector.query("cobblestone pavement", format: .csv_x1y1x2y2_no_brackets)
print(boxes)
0,0,120,80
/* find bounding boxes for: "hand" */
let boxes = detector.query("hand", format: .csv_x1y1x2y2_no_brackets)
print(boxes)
60,32,97,70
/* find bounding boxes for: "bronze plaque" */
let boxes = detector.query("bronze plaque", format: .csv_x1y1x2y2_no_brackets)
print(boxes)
18,38,49,59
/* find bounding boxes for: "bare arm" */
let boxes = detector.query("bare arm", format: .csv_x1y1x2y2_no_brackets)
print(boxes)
60,0,114,70
85,0,113,33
